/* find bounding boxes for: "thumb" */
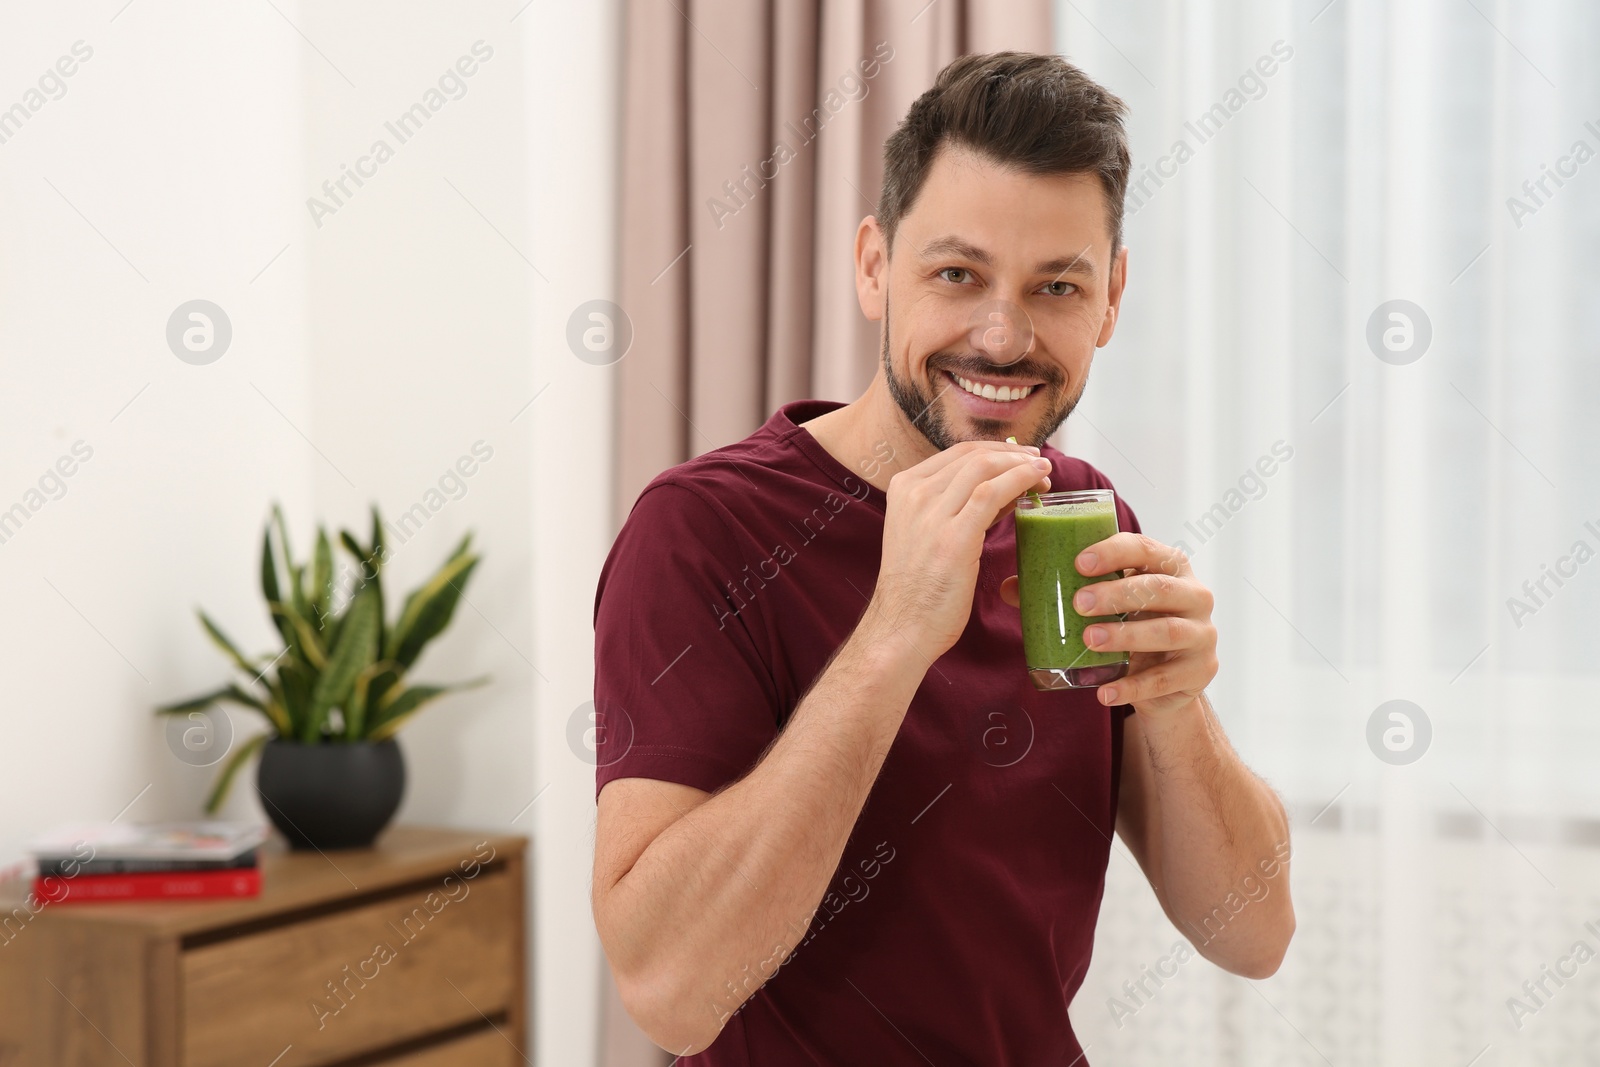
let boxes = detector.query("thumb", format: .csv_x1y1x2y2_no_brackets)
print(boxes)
999,575,1020,608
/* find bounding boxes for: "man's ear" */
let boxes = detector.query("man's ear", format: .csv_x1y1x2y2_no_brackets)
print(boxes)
856,216,888,322
1097,243,1130,348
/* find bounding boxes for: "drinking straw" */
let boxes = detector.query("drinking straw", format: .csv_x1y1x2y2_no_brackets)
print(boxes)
1007,437,1045,507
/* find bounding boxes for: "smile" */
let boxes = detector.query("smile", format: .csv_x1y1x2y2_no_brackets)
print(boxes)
947,371,1037,403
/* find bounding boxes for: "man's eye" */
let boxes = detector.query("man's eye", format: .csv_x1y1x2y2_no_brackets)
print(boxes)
939,268,972,285
1040,281,1076,296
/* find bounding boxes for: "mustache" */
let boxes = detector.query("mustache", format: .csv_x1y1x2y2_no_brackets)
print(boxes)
926,353,1064,387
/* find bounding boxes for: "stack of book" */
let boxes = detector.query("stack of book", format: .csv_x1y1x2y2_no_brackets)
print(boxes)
30,822,267,903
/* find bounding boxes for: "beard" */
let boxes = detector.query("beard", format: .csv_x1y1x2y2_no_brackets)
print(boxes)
880,292,1088,450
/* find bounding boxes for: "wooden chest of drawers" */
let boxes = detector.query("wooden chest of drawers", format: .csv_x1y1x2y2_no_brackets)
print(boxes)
0,826,528,1067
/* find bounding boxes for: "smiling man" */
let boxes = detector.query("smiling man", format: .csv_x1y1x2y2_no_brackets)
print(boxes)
591,52,1294,1064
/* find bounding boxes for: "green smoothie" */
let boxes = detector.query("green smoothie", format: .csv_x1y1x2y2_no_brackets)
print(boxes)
1015,491,1129,690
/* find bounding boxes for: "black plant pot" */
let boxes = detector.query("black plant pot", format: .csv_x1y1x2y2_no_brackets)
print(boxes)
256,738,406,850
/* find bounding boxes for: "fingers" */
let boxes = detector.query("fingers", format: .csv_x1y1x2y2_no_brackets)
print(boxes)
999,575,1020,607
946,450,1050,515
894,446,1049,520
1096,652,1218,707
900,439,1039,490
916,442,1043,502
1082,616,1211,654
953,454,1054,530
1074,532,1191,581
1072,571,1214,618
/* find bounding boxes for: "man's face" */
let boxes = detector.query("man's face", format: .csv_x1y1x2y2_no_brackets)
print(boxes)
859,145,1128,449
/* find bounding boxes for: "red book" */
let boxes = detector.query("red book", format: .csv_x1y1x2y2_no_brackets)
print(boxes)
37,866,261,903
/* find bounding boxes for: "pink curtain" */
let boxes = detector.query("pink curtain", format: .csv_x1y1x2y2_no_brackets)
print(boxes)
604,1,1053,1061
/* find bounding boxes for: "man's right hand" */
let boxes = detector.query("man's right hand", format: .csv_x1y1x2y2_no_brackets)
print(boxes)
866,440,1052,659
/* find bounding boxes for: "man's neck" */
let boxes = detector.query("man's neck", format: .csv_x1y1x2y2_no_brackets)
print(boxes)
797,371,941,493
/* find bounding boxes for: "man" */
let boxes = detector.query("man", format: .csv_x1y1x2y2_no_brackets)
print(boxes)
591,51,1294,1064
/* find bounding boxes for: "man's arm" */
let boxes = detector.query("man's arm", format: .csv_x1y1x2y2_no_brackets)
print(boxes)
1114,696,1294,978
1002,532,1295,976
593,612,921,1054
592,442,1053,1054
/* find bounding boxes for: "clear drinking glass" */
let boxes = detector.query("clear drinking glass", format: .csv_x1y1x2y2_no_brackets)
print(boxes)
1015,489,1131,691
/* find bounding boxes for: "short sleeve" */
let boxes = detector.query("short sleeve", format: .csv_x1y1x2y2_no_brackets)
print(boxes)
592,481,783,802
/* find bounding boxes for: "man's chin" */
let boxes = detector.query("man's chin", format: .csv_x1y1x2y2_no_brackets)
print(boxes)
930,394,1054,449
962,416,1031,443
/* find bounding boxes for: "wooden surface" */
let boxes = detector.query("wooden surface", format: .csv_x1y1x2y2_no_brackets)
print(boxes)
0,825,529,1067
28,825,523,936
183,870,517,1067
386,1027,514,1066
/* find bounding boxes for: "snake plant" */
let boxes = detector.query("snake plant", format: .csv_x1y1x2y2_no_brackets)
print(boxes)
157,503,487,812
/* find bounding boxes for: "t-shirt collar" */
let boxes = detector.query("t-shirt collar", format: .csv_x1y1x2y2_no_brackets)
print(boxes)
772,399,890,513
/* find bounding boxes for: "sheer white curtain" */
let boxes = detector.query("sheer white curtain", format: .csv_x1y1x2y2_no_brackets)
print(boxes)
1056,0,1600,1062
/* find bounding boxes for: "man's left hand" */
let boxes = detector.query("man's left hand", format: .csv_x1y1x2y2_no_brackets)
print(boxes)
1000,533,1218,716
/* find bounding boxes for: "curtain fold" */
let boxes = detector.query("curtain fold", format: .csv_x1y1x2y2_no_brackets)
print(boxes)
616,0,691,529
1053,0,1600,1062
606,4,1054,1060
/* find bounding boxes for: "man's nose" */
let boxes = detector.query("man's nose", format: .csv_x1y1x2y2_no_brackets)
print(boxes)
965,298,1035,366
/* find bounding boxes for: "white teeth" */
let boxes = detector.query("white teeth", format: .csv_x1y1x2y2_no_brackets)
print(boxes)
952,373,1033,402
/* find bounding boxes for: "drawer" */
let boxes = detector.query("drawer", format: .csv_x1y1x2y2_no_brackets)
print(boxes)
382,1026,514,1066
182,869,517,1067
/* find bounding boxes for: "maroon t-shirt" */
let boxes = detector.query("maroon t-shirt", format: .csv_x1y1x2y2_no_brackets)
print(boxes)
593,398,1140,1065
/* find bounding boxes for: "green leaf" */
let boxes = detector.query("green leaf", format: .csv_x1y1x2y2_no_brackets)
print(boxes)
368,509,387,666
298,557,316,624
288,562,310,623
260,524,282,622
261,698,293,738
323,598,348,656
310,528,333,629
156,686,234,715
156,683,268,716
385,552,479,668
370,506,386,572
199,611,261,677
343,660,395,741
258,673,295,738
364,663,404,722
367,677,488,742
204,733,269,815
384,533,472,663
223,683,268,711
276,661,313,738
344,674,368,741
303,585,380,742
265,507,323,664
272,504,293,574
284,609,328,670
156,683,287,739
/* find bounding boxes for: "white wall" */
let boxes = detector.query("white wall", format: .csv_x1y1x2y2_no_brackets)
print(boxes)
0,1,618,1062
0,2,314,842
295,1,537,853
522,4,619,1066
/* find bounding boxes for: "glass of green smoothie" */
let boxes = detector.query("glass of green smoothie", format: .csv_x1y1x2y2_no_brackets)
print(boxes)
1014,489,1130,691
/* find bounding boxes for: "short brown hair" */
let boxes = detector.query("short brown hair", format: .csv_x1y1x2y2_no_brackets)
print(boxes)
878,52,1130,255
